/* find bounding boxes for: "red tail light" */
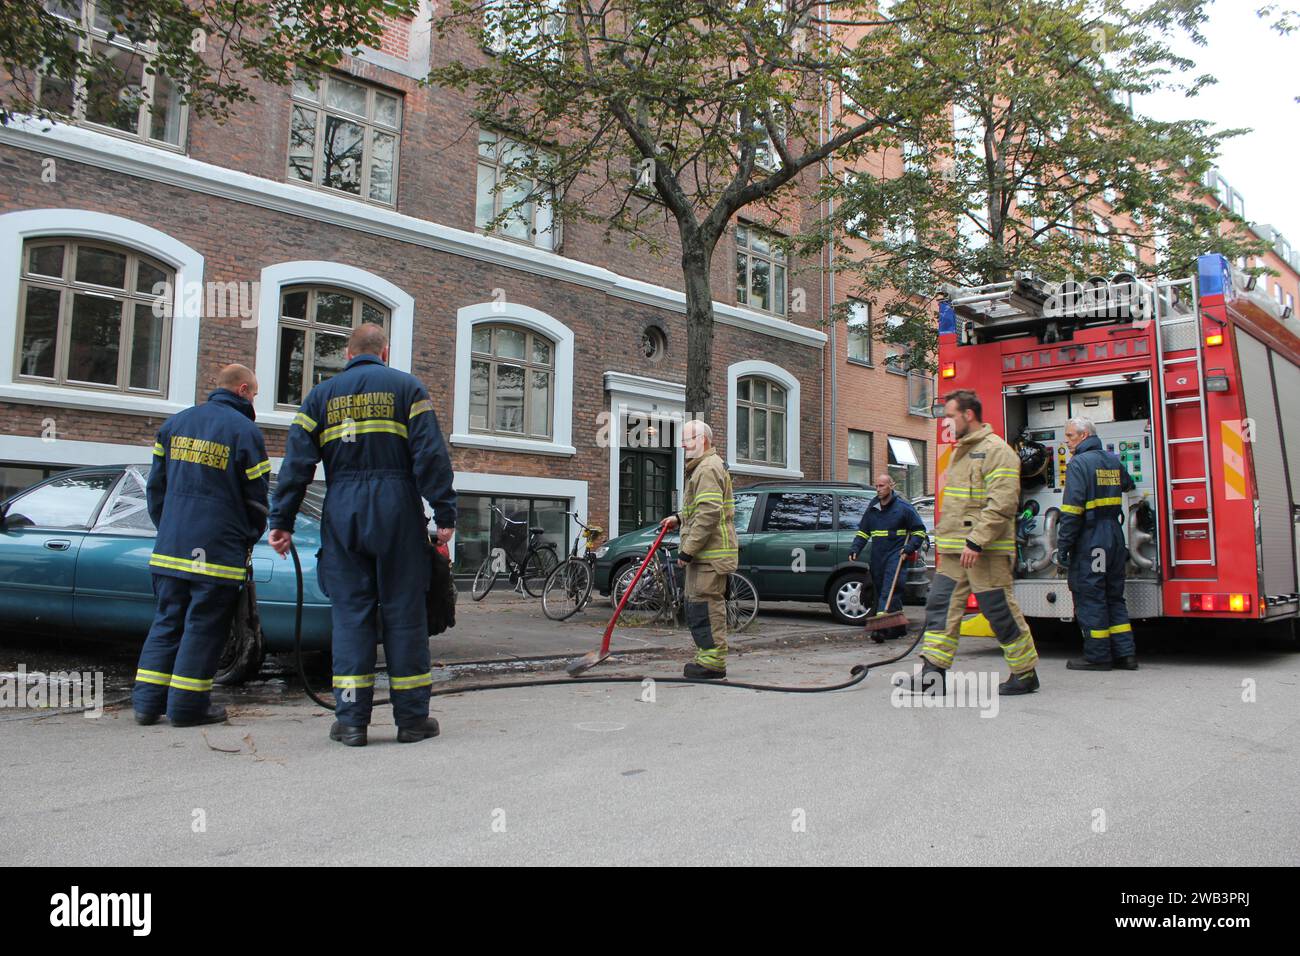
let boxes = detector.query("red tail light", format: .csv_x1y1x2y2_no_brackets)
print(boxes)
1181,592,1252,613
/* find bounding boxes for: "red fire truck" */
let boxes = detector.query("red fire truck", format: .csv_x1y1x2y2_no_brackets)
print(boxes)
935,253,1300,639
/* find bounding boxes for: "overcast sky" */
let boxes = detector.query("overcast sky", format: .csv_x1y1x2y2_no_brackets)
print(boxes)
1134,0,1300,244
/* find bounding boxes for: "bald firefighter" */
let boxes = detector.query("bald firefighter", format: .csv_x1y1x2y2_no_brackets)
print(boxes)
898,389,1040,696
269,324,456,747
1057,415,1138,671
134,364,270,727
660,420,738,679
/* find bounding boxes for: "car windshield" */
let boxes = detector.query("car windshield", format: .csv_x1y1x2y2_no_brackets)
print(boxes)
122,465,324,523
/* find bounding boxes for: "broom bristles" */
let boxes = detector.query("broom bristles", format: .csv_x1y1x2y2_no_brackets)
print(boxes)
862,611,908,632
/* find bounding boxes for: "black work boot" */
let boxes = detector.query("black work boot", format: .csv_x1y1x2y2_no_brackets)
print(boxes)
999,669,1040,695
329,721,368,747
170,705,228,728
1114,655,1139,671
134,711,161,726
1067,658,1113,671
396,717,440,743
895,659,946,696
683,662,727,680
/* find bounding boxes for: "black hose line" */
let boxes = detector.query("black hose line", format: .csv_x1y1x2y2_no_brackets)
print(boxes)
290,539,921,706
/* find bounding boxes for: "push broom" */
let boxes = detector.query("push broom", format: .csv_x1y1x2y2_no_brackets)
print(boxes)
862,551,909,639
566,523,670,676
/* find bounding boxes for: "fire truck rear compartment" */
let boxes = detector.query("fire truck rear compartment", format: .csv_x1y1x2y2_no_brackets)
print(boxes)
1003,381,1162,621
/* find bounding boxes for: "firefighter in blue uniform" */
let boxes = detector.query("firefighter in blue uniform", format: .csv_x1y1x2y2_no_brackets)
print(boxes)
269,323,456,747
134,365,270,727
1056,416,1139,671
848,474,928,641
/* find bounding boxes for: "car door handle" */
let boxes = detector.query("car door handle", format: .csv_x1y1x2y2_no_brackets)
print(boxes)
813,543,830,551
44,539,72,551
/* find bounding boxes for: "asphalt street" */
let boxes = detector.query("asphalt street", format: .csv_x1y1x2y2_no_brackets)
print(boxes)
3,626,1296,866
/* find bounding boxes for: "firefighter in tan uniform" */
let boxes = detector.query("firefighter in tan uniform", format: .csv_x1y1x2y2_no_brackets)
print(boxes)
661,420,738,680
897,390,1041,696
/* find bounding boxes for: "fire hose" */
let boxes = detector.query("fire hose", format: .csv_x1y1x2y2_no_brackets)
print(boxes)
290,537,923,705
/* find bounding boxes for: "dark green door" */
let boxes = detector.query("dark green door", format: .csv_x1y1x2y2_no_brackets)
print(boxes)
619,449,673,535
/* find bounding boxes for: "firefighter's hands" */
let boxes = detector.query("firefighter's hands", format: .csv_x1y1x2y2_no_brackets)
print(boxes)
435,526,454,546
848,551,858,561
269,529,293,557
660,515,679,530
960,546,980,568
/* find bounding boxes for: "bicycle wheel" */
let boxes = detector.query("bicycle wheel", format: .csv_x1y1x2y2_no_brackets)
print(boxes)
726,572,759,632
471,556,497,601
542,558,592,621
612,560,670,627
522,546,559,597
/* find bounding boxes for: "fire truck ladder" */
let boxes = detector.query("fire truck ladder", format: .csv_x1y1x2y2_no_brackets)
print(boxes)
1153,275,1217,571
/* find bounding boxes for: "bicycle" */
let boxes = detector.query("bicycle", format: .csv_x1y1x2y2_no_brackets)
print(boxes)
611,541,759,633
541,512,606,621
470,505,560,600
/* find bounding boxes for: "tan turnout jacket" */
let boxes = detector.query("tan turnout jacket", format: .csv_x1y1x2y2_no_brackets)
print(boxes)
935,423,1021,556
677,447,739,573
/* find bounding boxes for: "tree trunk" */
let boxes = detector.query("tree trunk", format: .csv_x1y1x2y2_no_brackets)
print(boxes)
681,238,715,427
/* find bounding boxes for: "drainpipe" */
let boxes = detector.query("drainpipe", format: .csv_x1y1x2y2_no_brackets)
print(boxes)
820,1,838,480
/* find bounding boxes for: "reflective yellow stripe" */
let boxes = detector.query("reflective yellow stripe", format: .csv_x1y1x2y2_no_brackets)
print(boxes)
332,675,376,689
986,468,1019,480
855,531,870,540
152,442,164,456
1060,503,1084,515
390,672,433,691
1089,629,1110,639
319,419,408,444
292,412,317,432
409,400,432,420
1109,623,1132,634
698,548,738,560
169,674,214,692
135,668,171,687
149,552,247,582
1085,497,1123,509
245,459,271,480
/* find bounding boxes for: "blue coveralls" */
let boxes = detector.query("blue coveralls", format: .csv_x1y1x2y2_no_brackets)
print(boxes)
1057,434,1137,663
134,389,270,721
848,492,927,634
269,354,456,729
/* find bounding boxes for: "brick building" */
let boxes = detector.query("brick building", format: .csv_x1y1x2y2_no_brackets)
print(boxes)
0,2,829,572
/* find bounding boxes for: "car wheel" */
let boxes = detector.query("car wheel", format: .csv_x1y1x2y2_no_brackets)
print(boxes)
214,581,265,686
828,571,873,626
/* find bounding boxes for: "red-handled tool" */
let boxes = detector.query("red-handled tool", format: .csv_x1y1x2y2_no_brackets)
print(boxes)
566,523,670,677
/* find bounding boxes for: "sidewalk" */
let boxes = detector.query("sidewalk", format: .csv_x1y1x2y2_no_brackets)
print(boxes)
431,587,924,667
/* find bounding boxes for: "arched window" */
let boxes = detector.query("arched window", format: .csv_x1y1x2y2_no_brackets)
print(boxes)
468,323,555,439
16,238,173,395
735,375,787,467
275,285,391,407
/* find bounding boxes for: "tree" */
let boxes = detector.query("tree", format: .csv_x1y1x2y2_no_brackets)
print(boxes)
818,0,1269,373
430,0,944,418
0,0,417,126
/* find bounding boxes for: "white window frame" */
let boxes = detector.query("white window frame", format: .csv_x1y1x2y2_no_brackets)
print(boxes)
846,299,871,364
36,0,188,151
252,261,414,428
452,302,574,456
726,359,801,479
475,129,560,250
0,208,202,416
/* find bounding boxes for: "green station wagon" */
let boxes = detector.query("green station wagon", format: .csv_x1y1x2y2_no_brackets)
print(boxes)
593,481,934,624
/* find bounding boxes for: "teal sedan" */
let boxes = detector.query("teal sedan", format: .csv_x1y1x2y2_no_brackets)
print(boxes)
0,465,332,683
